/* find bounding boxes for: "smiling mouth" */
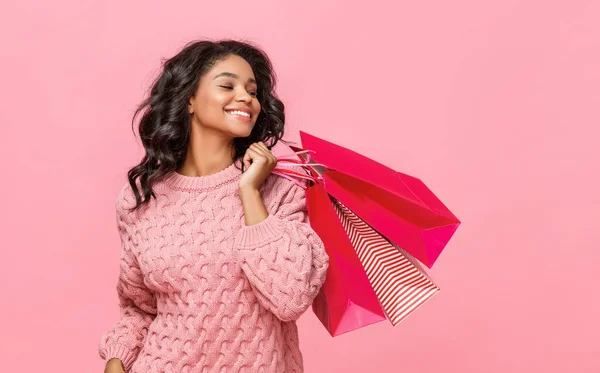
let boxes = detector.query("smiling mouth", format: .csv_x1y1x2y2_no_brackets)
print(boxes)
225,110,251,118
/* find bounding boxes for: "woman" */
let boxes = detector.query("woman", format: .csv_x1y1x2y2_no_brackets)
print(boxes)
99,39,329,373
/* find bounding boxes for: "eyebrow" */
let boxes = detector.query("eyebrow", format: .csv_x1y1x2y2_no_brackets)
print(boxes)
213,72,257,84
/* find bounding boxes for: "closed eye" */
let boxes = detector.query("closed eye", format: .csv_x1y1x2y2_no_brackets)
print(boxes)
220,85,257,97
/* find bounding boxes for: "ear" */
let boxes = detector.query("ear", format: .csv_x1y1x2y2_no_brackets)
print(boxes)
188,97,195,114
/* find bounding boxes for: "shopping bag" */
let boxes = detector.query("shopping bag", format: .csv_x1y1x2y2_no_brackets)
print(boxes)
273,159,441,336
289,131,461,268
332,200,440,326
304,179,387,336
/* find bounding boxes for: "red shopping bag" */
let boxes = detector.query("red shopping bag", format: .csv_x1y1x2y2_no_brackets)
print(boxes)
294,131,460,268
304,180,387,336
273,156,442,336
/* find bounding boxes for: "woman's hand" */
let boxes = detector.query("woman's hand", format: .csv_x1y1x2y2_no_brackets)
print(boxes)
239,142,277,191
238,142,276,226
104,358,125,373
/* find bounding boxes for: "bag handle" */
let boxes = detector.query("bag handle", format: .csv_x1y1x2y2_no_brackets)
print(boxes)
272,150,327,190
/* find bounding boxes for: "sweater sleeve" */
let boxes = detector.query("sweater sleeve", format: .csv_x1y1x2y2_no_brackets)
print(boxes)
234,174,330,322
98,186,157,371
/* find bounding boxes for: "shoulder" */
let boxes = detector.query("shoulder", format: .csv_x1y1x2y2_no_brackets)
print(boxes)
115,181,140,223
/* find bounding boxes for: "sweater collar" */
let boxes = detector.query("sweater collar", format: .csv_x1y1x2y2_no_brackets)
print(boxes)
163,160,243,191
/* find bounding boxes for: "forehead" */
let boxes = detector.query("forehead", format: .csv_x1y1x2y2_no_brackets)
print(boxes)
208,55,255,80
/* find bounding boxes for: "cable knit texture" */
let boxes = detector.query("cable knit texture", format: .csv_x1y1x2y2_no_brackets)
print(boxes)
98,162,329,373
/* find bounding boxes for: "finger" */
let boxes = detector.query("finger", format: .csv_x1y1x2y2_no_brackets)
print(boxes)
250,143,269,158
257,142,273,157
243,150,252,170
247,147,272,168
246,147,262,160
247,144,260,160
255,142,277,163
252,147,270,164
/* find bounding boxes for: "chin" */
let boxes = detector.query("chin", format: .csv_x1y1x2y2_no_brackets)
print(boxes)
233,129,254,138
228,123,255,138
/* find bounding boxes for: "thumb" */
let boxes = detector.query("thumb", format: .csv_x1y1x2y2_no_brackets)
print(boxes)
242,149,252,171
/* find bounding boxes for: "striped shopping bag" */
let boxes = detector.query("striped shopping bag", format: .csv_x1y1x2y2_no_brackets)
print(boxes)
333,200,440,326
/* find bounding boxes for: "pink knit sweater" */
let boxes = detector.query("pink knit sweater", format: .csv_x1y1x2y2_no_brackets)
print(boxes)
98,162,329,373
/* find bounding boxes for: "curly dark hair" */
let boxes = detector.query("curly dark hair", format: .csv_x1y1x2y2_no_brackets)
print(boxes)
125,39,286,212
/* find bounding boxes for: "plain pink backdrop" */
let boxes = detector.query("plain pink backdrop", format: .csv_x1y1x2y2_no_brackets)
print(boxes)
1,0,599,372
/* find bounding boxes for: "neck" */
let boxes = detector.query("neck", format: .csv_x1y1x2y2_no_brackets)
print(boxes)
178,123,235,177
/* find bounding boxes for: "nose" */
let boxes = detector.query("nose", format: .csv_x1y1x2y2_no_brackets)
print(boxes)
234,87,252,103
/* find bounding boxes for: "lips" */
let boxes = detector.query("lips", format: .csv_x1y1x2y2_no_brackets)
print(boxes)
225,110,251,118
224,107,253,123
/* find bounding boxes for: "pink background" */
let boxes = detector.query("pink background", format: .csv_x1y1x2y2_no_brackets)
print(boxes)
2,0,599,372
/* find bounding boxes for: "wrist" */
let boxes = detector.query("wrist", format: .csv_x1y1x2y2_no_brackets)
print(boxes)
239,185,260,196
238,186,268,226
106,358,124,370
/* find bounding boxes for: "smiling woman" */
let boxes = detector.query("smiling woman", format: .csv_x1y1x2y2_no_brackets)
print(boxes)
126,40,286,210
98,40,329,373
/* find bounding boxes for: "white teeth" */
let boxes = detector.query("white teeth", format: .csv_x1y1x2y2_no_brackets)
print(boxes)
227,110,250,117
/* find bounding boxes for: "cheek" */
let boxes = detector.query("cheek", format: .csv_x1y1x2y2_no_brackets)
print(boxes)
207,92,230,109
195,96,225,124
197,88,230,110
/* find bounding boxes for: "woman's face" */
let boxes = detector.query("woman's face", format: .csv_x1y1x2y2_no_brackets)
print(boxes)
188,54,261,138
